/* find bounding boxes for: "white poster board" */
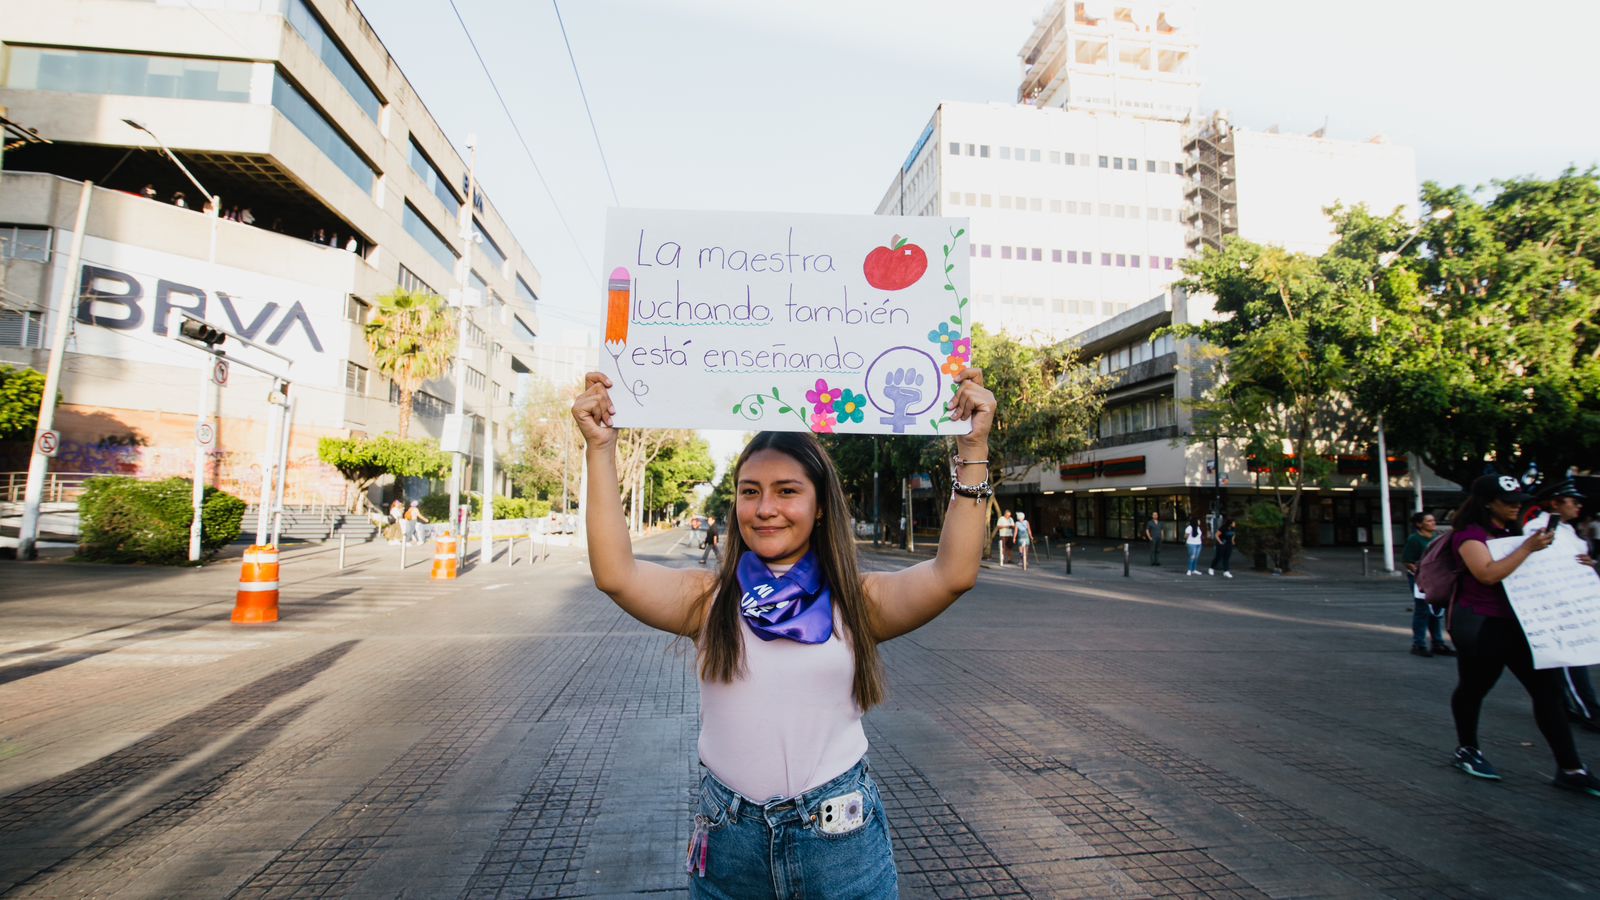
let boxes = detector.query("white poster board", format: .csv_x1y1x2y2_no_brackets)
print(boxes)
600,209,972,436
1488,525,1600,668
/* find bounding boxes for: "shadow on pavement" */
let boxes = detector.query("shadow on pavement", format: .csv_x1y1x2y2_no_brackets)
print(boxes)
0,640,357,854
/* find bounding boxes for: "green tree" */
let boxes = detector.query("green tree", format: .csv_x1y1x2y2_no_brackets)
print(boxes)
364,288,456,439
0,364,47,440
318,435,452,511
971,323,1111,529
506,377,581,506
1173,239,1375,571
1330,170,1600,486
646,435,715,518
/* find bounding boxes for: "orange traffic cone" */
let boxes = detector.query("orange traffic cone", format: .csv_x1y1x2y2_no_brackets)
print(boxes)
233,544,280,623
431,531,458,580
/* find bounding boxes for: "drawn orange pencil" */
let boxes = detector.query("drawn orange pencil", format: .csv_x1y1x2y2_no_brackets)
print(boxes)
605,266,631,347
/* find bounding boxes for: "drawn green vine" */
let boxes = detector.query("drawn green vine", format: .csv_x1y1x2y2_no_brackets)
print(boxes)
732,387,808,428
930,225,969,432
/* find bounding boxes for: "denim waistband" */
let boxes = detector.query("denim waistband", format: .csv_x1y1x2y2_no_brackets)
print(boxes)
699,757,870,829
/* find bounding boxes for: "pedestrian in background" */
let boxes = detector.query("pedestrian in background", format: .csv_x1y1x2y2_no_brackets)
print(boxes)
571,366,996,895
996,510,1015,566
1403,511,1453,658
1444,475,1599,797
1208,517,1236,578
1146,510,1163,566
1015,512,1033,571
404,500,428,545
1184,517,1204,575
700,516,721,566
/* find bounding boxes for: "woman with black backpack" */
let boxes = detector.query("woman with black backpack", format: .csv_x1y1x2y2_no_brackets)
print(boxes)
1445,475,1599,797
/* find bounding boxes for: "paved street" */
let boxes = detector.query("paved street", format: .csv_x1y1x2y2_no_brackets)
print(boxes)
1,529,1597,899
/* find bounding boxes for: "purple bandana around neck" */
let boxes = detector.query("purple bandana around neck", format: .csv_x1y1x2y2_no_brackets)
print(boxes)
736,550,834,644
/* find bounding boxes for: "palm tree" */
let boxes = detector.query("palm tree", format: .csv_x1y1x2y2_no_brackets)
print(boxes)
365,288,456,439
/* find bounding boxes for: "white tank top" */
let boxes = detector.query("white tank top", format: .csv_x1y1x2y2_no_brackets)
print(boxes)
697,601,868,801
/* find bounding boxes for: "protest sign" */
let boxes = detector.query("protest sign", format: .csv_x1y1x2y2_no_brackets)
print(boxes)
600,209,972,436
1488,528,1600,668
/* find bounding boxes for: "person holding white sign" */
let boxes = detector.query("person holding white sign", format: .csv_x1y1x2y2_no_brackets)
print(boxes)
1445,475,1600,797
573,366,995,896
1532,478,1600,733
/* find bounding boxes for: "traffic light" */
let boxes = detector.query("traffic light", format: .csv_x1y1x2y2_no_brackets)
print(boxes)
179,317,226,346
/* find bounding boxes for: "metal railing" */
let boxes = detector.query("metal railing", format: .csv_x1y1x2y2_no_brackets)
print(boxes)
0,471,99,503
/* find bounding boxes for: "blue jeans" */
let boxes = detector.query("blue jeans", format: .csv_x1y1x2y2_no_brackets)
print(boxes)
689,757,897,899
1407,575,1444,647
1186,543,1203,572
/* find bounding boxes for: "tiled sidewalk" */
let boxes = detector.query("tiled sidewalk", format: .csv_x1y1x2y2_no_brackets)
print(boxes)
1,529,1596,898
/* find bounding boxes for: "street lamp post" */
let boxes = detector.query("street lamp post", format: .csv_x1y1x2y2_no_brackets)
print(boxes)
123,119,219,262
1371,207,1451,574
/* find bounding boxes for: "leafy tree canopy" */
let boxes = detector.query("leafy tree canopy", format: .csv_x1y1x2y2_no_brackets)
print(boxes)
318,435,452,510
0,365,47,440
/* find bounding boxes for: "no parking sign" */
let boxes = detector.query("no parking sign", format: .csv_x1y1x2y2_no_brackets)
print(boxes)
36,430,59,457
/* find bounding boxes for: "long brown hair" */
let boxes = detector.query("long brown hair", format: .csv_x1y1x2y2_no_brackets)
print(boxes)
691,431,886,711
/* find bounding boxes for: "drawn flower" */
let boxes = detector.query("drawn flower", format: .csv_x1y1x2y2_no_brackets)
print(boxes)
810,411,837,433
950,336,972,362
805,378,839,414
928,322,961,352
941,354,966,378
833,388,865,424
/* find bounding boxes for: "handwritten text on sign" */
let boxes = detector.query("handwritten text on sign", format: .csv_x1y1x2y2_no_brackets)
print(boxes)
1488,529,1600,668
600,209,972,435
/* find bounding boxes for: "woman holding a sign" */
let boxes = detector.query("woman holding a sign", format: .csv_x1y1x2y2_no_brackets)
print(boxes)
1446,475,1600,797
573,366,995,896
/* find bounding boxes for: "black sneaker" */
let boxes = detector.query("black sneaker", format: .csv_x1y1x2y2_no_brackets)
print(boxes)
1553,768,1600,797
1411,645,1433,657
1454,746,1502,780
1431,643,1458,657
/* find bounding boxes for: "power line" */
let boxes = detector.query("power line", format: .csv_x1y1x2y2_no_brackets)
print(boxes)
551,0,620,207
446,0,599,290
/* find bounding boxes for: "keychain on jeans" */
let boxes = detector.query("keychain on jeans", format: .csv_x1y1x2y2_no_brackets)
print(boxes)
686,814,709,877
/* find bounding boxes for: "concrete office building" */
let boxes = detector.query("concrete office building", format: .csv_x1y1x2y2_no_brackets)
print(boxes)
0,0,543,509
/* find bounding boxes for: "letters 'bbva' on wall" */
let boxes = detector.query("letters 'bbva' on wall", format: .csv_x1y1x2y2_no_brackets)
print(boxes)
600,208,973,436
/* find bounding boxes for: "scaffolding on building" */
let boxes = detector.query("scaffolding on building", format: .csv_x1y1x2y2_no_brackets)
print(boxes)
1182,111,1237,254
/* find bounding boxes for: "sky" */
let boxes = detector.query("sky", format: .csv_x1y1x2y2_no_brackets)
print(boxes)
359,0,1600,470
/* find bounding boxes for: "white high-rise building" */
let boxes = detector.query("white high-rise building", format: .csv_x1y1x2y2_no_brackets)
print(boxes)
876,0,1416,344
1018,0,1199,122
876,101,1189,342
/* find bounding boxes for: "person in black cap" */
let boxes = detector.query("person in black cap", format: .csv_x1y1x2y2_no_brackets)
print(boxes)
1534,478,1600,733
1444,474,1598,796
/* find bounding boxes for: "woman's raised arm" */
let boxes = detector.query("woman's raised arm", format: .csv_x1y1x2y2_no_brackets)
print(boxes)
864,367,994,640
573,372,712,635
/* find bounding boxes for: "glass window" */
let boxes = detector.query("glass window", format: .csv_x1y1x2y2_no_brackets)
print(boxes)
409,138,460,216
1126,157,1136,169
5,46,251,102
1030,248,1042,261
1030,149,1040,162
473,218,507,271
1000,196,1012,210
1098,155,1109,168
1146,159,1157,173
345,362,367,394
1100,252,1111,266
999,146,1011,160
1067,250,1077,264
516,275,538,306
0,310,47,347
345,295,369,324
1052,249,1062,263
1001,246,1012,260
948,142,960,155
0,225,50,262
1049,150,1060,164
272,72,375,192
1131,255,1140,268
979,145,990,158
1116,253,1126,267
402,202,458,273
980,245,991,258
1065,152,1075,165
284,0,381,120
397,263,435,296
1113,157,1123,170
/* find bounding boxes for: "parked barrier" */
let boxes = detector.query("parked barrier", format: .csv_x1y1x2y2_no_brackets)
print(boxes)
431,532,458,580
232,545,280,623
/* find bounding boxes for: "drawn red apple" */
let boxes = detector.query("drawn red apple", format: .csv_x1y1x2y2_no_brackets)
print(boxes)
863,235,928,291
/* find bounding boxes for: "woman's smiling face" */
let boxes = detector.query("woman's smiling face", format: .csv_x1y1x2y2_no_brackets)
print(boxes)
736,449,820,566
